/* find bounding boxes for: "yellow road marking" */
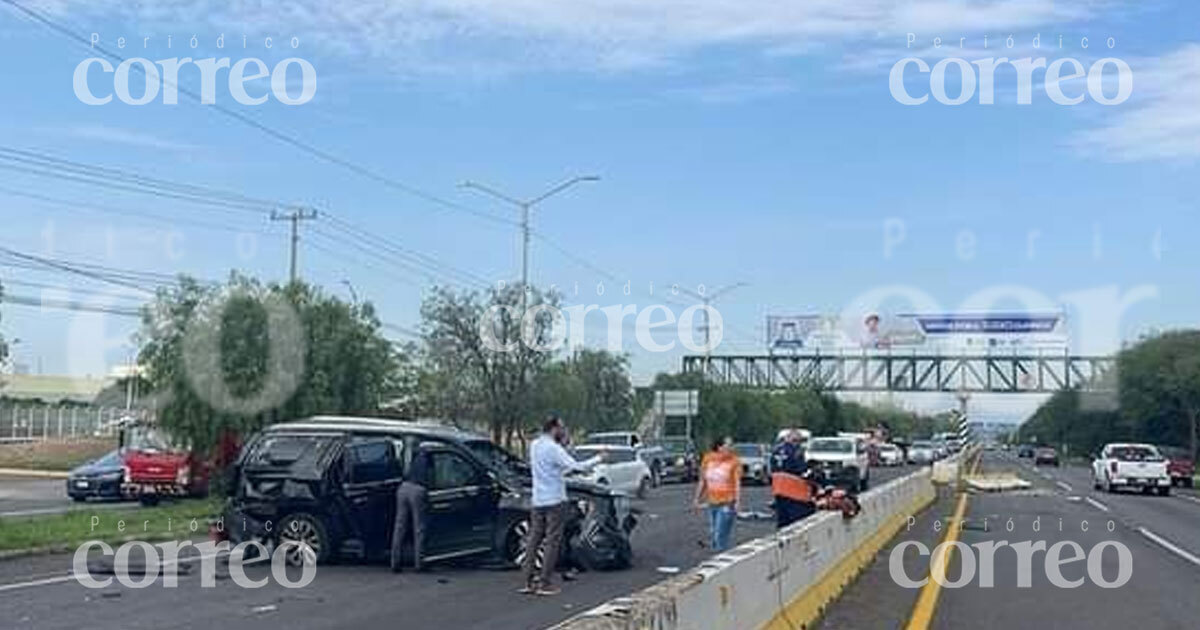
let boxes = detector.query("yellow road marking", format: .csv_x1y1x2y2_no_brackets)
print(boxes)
905,452,981,630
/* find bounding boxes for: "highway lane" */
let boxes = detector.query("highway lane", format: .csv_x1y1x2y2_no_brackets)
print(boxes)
1015,457,1200,568
822,452,1200,630
0,465,918,630
0,477,135,517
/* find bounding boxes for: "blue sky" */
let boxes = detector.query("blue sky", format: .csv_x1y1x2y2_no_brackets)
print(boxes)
0,1,1197,418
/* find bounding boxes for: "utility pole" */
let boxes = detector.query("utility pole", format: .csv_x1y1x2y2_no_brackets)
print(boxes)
271,208,319,284
460,176,599,311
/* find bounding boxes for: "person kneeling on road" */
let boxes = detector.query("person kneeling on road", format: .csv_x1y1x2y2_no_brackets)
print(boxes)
771,430,816,529
520,415,604,596
391,443,431,572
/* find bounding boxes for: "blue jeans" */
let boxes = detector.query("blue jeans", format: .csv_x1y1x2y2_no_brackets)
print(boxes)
708,504,736,552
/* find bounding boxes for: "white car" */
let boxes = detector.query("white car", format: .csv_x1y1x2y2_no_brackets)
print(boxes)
877,443,903,466
1092,443,1171,496
571,445,654,498
584,431,643,448
806,436,870,491
733,443,770,484
907,440,936,465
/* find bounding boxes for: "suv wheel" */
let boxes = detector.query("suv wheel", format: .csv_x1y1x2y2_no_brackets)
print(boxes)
636,477,651,499
279,513,330,566
504,518,544,571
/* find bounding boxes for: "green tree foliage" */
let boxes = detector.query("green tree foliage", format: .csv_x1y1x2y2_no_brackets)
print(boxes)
419,285,558,446
1021,330,1200,460
532,350,633,434
139,275,399,455
648,372,949,448
0,279,7,382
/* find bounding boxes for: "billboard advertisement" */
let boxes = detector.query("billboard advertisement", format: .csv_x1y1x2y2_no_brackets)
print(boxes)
766,312,1066,352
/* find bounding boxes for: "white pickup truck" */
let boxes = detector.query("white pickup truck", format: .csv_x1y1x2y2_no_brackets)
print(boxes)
806,436,870,491
1091,443,1172,496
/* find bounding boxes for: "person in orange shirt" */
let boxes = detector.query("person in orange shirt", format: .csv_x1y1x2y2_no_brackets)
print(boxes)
692,437,742,552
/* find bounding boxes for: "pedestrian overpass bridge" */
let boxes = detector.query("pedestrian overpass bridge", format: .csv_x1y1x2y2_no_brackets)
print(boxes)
682,352,1116,392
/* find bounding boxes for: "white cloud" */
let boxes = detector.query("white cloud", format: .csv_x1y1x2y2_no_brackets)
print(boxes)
38,0,1097,75
1070,44,1200,161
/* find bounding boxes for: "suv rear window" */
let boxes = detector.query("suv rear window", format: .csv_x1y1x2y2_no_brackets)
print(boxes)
246,435,332,468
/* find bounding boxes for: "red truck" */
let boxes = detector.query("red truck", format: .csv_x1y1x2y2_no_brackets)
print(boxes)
1160,446,1196,488
117,419,210,505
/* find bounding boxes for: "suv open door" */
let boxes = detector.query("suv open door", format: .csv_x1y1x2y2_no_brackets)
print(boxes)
423,444,501,561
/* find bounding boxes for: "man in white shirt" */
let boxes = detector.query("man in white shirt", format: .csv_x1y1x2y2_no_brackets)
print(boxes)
520,415,603,596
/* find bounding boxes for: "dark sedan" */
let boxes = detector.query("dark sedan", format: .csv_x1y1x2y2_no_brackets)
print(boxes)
1033,446,1060,466
66,451,126,501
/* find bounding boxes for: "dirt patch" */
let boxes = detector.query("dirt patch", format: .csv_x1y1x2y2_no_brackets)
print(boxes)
0,439,113,471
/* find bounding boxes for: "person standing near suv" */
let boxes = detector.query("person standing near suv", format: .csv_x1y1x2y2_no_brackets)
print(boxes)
390,442,431,572
520,415,603,596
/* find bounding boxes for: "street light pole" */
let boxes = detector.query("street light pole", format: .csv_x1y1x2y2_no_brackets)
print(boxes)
460,176,599,308
675,282,748,361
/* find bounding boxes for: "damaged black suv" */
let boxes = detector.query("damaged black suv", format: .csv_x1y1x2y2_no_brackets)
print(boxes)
222,417,636,571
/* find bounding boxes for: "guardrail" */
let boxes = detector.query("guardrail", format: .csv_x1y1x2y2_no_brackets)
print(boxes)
551,466,939,630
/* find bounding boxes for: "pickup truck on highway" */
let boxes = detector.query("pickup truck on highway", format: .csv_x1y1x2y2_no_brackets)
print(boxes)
806,436,870,491
1091,443,1172,496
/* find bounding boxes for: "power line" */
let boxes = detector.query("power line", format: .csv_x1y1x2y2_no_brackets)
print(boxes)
1,148,489,291
0,293,142,318
320,213,493,290
0,246,159,294
0,278,147,301
0,183,279,237
0,0,516,229
271,207,319,284
307,228,465,289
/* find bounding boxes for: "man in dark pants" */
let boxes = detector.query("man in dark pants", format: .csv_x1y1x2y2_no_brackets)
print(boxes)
519,416,602,596
391,443,431,572
771,430,815,529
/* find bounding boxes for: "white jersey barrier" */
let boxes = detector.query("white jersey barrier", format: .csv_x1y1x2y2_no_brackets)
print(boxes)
550,467,938,630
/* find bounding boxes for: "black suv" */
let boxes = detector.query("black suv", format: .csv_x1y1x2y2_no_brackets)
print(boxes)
645,437,699,483
221,417,636,571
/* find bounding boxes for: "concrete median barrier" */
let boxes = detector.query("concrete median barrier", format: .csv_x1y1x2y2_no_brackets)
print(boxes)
550,468,937,630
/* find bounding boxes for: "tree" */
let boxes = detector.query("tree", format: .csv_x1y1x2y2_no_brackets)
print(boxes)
0,279,7,384
1021,330,1200,461
567,350,634,433
420,285,559,447
139,275,400,455
1118,330,1200,461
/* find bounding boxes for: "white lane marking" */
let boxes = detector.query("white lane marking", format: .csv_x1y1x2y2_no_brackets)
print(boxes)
0,575,75,593
1138,527,1200,568
1055,481,1073,492
1177,494,1200,507
0,549,258,595
1085,497,1110,513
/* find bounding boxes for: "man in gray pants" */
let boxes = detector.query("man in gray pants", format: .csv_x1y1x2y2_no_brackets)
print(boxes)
519,416,602,596
391,445,430,572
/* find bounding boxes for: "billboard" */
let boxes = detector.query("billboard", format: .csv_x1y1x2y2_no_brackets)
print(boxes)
765,311,1066,352
766,315,848,349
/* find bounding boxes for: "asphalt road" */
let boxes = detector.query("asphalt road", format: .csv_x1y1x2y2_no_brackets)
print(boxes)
0,466,918,630
820,451,1200,630
0,477,135,518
